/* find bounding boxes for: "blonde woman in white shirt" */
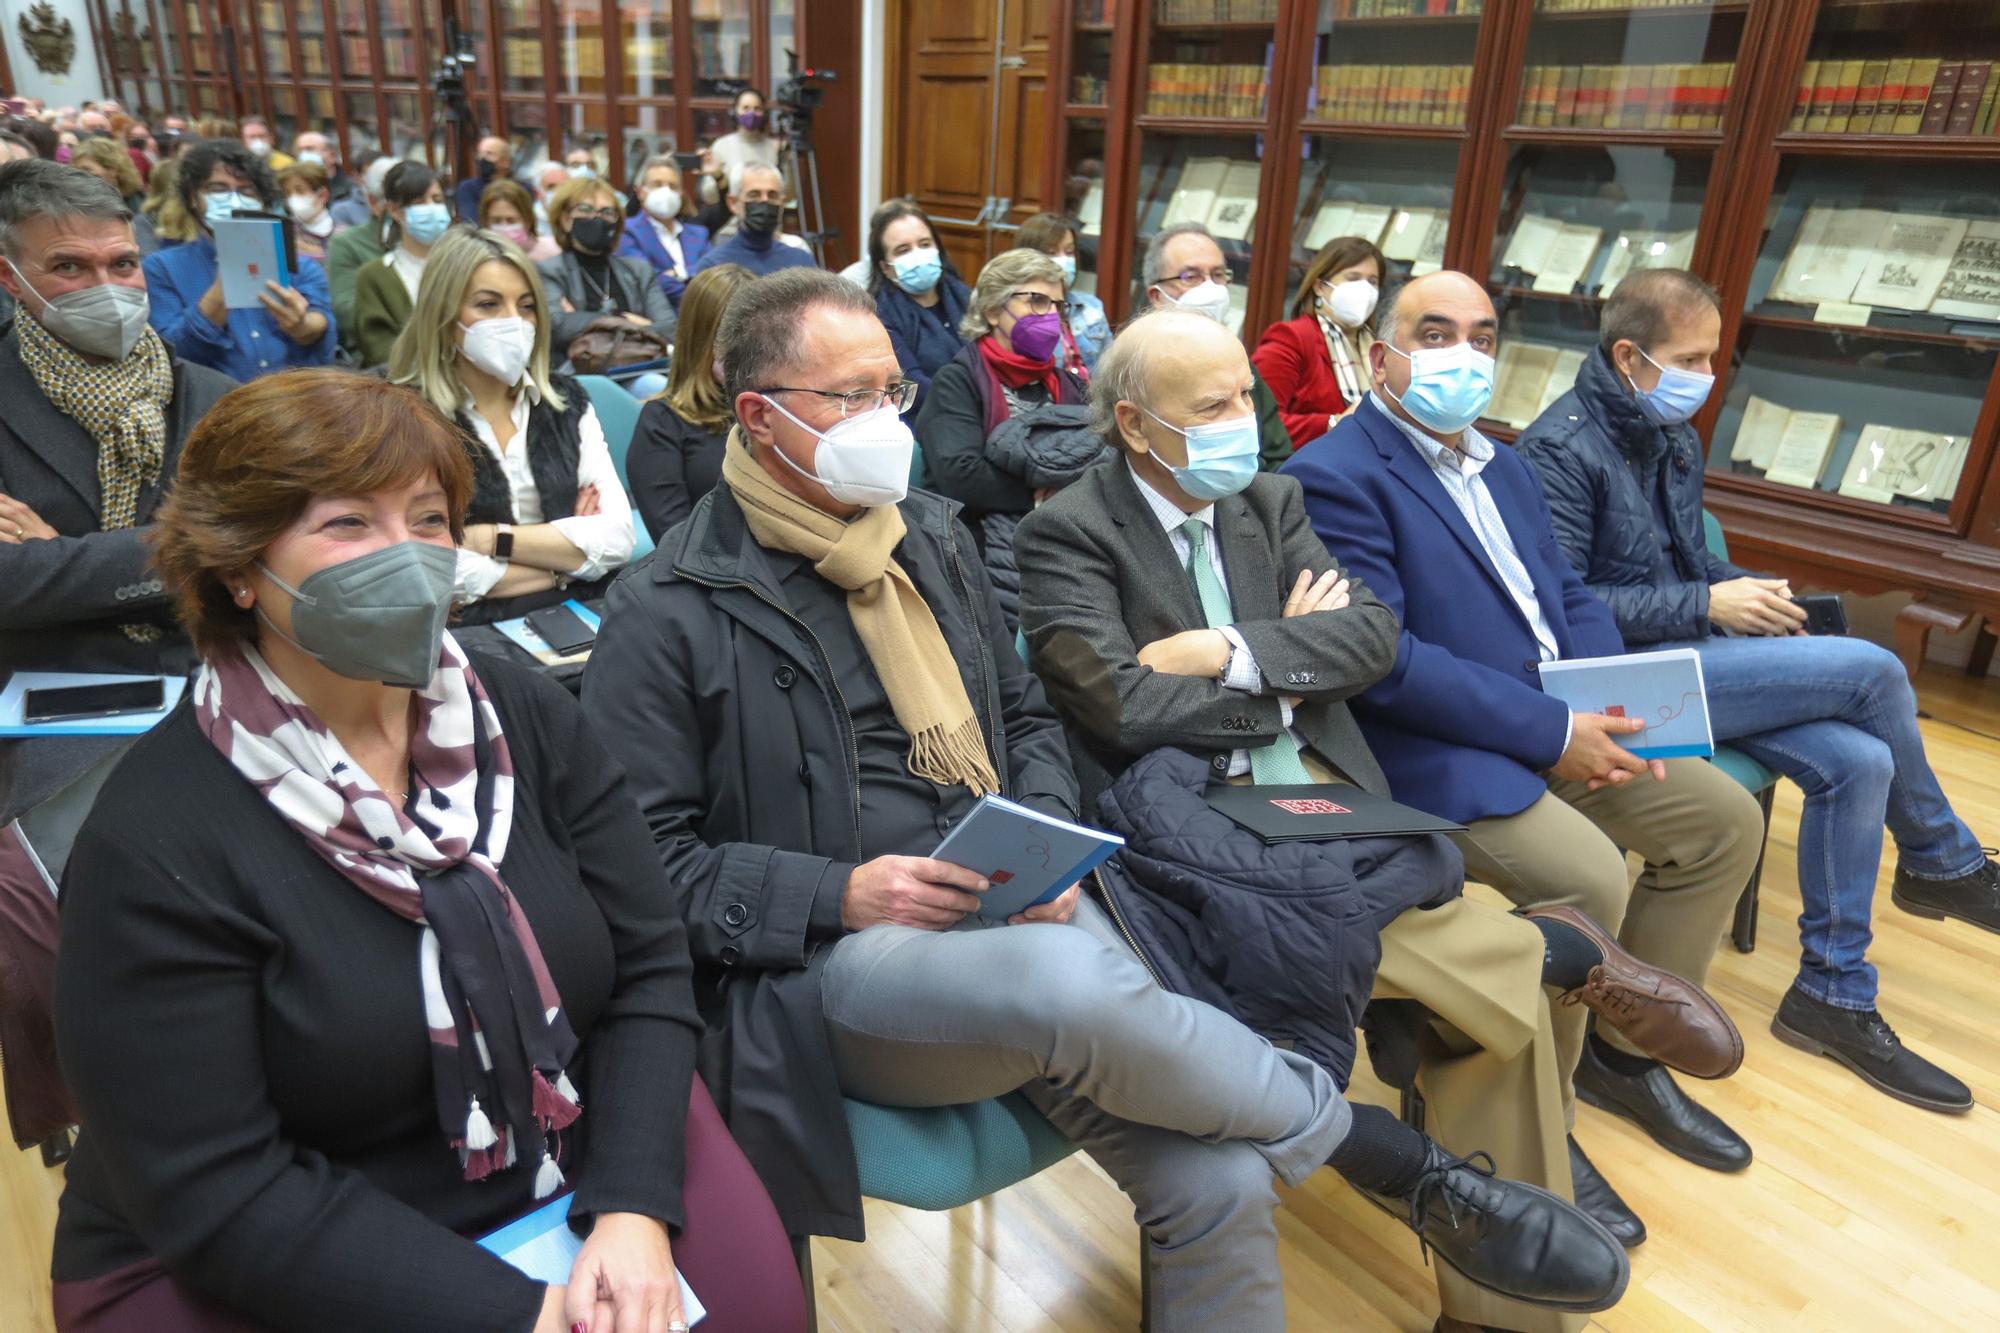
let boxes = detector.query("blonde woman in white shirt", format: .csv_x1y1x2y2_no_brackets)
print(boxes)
388,227,636,623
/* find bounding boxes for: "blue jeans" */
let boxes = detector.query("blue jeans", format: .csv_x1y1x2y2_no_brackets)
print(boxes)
1682,634,1985,1008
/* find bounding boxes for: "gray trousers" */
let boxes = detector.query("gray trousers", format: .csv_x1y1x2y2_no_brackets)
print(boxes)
821,896,1353,1332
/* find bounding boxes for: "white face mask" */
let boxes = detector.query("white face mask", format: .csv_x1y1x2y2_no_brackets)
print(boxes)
1165,279,1230,323
760,397,914,508
1320,278,1378,329
284,194,323,224
643,185,682,220
457,315,536,385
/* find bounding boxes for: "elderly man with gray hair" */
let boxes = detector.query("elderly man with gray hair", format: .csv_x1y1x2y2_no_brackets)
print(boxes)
584,267,1632,1331
692,161,813,276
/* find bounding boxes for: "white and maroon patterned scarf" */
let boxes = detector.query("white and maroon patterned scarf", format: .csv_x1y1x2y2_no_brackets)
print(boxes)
193,634,582,1196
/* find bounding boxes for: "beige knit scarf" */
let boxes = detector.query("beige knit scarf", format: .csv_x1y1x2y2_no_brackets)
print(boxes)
722,429,999,797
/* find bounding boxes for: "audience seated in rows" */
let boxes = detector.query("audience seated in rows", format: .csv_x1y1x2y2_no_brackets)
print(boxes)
1280,271,1766,1242
537,174,677,357
1252,234,1384,450
579,266,1633,1330
325,155,397,356
627,262,754,542
49,368,804,1332
915,247,1096,633
863,198,969,409
1517,267,1999,1113
477,177,560,263
352,161,449,369
141,138,334,382
693,164,814,278
1015,210,1112,376
618,154,710,307
277,159,347,264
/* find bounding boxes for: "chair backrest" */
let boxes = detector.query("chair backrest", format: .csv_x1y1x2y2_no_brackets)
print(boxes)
574,374,653,559
1702,507,1728,561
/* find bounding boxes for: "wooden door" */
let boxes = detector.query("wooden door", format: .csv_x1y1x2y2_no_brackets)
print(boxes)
887,0,1050,283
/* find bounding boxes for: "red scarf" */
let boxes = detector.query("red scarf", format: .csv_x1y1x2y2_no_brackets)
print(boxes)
977,334,1064,406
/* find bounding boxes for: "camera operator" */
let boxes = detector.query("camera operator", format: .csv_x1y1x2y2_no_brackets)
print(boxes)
706,88,780,201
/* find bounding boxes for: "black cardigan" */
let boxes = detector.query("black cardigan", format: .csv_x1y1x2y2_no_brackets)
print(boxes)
52,654,701,1333
628,397,729,542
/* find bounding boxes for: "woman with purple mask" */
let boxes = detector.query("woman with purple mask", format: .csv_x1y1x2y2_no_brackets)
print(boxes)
704,87,781,208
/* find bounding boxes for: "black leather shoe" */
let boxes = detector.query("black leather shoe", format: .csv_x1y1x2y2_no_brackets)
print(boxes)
1772,985,1973,1114
1360,1141,1629,1313
1892,853,2000,935
1568,1135,1645,1248
1574,1039,1752,1173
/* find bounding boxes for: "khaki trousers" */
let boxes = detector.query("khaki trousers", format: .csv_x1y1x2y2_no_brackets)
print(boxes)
1249,758,1580,1333
1452,757,1767,1127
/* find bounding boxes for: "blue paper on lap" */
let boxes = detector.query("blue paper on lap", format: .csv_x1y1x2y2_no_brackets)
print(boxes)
477,1193,705,1324
1536,648,1715,759
930,794,1125,920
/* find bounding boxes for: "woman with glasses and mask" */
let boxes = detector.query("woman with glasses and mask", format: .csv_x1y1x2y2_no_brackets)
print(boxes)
49,367,805,1333
537,175,676,360
913,247,1102,630
352,161,451,368
864,198,969,412
143,138,336,381
1252,234,1385,450
390,228,636,624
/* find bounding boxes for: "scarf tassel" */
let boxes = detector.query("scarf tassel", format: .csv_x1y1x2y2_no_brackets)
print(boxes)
907,718,1000,797
533,1148,566,1200
531,1068,583,1132
460,1133,513,1182
463,1096,499,1151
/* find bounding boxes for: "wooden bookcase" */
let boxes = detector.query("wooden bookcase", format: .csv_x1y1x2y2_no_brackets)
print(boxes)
1047,0,2000,668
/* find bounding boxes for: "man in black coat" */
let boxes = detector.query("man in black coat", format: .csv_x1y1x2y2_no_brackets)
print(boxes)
582,269,1628,1329
1518,267,1993,1115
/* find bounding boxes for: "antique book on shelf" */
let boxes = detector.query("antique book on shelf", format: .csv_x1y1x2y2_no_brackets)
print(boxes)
1895,57,1941,134
1769,206,1887,306
1838,423,1901,503
1871,57,1915,133
1930,221,2000,322
1304,200,1357,251
1927,433,1972,502
1763,411,1843,489
1824,60,1866,133
1596,233,1650,296
1344,204,1395,247
1206,161,1262,241
1536,348,1587,418
1790,60,1820,133
1731,394,1792,470
1161,157,1229,229
1531,224,1603,296
1554,66,1582,127
1489,342,1561,429
1919,61,1962,135
1381,208,1437,263
1500,214,1563,275
1412,214,1449,277
1850,214,1971,311
1805,61,1841,132
1948,62,1992,136
1884,429,1965,499
1076,178,1105,232
1852,60,1890,131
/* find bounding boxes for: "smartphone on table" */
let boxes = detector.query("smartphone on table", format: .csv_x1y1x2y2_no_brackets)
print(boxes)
524,604,598,656
22,678,167,725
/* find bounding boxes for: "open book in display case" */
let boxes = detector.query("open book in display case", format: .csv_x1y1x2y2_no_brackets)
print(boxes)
1046,0,2000,672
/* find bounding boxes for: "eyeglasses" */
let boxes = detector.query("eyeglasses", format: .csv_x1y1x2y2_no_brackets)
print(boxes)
1007,290,1075,318
762,381,920,417
1165,266,1232,288
568,204,620,221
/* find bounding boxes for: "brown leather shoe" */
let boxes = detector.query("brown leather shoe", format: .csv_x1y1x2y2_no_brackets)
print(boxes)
1527,904,1743,1079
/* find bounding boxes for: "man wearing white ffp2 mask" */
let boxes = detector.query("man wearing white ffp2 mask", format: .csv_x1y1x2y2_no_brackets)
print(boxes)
1143,220,1292,475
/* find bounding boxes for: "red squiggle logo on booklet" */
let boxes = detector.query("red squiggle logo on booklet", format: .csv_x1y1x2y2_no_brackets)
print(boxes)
1268,798,1351,816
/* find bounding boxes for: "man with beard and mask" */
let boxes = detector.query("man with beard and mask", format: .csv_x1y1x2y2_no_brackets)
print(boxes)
692,163,813,278
239,116,293,169
1140,221,1297,473
580,267,1632,1331
456,133,514,222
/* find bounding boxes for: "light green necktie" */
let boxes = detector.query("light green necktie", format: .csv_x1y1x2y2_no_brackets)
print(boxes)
1181,518,1313,786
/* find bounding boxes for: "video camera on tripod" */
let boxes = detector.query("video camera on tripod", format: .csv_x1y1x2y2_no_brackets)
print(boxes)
773,53,834,150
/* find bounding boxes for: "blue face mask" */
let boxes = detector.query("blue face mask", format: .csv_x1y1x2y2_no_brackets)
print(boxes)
1626,346,1714,427
201,190,260,226
1383,342,1495,435
889,247,942,295
403,201,452,244
1055,254,1078,286
1142,406,1260,503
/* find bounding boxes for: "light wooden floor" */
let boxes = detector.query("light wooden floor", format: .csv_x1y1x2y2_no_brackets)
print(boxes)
5,668,1998,1332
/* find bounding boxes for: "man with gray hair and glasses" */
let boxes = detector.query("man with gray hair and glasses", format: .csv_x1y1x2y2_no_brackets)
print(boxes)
584,267,1628,1330
1141,219,1296,470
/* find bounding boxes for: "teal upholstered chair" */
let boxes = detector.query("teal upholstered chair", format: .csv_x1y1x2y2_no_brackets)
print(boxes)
574,374,653,560
1703,509,1780,952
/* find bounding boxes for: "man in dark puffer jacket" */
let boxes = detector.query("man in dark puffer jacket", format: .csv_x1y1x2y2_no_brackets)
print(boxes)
1519,268,1996,1117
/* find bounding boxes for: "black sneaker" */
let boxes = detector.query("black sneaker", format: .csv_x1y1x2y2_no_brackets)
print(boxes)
1772,985,1973,1114
1892,852,2000,935
1359,1140,1629,1313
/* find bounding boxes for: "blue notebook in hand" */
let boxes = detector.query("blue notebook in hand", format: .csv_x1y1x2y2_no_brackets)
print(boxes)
930,795,1125,920
1536,648,1715,760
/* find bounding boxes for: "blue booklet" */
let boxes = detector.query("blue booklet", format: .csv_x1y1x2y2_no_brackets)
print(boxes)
1536,647,1714,760
477,1192,705,1325
930,794,1125,920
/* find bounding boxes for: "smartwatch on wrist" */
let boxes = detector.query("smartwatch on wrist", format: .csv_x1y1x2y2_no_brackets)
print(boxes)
493,524,513,560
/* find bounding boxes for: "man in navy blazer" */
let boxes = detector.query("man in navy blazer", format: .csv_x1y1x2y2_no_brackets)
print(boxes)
1281,271,1766,1247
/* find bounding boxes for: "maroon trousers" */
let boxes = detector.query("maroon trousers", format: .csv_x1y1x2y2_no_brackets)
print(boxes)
52,1076,806,1333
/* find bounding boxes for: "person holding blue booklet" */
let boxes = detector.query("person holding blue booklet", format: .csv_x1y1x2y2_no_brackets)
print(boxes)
49,370,802,1333
584,270,1635,1332
1282,271,1766,1235
1519,267,1997,1114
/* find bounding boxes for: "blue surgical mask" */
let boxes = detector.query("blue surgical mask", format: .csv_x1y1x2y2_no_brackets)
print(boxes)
1142,407,1260,502
1055,254,1078,286
202,190,259,226
403,201,452,244
890,248,942,295
1383,342,1495,435
1626,347,1714,427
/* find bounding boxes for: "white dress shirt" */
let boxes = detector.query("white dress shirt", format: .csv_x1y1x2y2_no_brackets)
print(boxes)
387,247,426,303
1128,462,1300,778
454,383,637,603
647,216,687,276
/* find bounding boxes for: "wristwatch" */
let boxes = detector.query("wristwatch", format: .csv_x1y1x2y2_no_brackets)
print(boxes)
492,524,513,560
